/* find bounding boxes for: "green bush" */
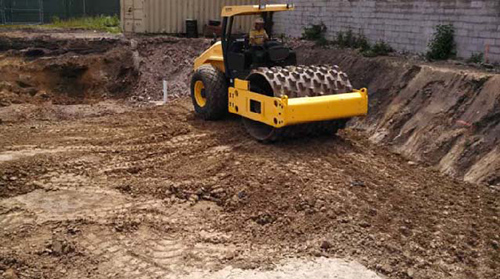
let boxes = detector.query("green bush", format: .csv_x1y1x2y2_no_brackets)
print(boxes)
302,23,327,41
355,34,370,52
362,40,394,57
315,37,329,46
333,30,369,51
334,30,353,48
467,52,484,64
426,24,456,60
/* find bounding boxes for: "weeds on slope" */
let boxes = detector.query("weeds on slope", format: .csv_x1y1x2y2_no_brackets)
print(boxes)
0,15,120,33
302,24,393,57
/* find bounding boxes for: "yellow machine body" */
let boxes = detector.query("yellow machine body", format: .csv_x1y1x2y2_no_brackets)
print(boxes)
194,42,225,72
228,79,368,128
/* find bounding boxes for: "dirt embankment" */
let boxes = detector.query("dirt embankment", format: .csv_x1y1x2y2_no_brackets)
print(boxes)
131,37,210,101
0,35,137,106
295,43,500,186
0,33,210,106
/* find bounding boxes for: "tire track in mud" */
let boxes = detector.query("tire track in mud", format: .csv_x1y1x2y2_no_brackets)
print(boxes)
0,136,239,279
80,231,211,279
98,133,211,175
72,199,237,279
0,129,217,232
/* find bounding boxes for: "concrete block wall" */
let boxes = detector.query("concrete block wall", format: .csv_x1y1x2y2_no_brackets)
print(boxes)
271,0,500,62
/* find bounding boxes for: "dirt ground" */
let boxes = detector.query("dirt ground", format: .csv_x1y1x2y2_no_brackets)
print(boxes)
0,31,499,279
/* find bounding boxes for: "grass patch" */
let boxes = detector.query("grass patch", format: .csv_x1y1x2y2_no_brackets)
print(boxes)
47,15,120,33
333,30,393,57
467,52,484,64
362,40,394,57
302,23,328,46
300,25,394,57
0,15,120,33
334,30,370,51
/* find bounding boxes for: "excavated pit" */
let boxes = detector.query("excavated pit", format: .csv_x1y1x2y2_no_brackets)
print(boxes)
0,34,137,106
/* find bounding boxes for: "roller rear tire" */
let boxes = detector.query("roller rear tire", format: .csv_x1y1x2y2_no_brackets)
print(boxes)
190,65,228,120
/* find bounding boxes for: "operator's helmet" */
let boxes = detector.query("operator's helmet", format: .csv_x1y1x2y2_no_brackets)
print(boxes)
254,17,265,25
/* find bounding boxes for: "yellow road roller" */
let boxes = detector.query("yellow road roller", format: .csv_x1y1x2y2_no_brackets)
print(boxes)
191,3,368,142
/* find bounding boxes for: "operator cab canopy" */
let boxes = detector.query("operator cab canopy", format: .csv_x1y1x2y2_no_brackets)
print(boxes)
221,3,295,17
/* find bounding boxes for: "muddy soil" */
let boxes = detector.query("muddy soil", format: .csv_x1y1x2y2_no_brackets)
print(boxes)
0,98,498,279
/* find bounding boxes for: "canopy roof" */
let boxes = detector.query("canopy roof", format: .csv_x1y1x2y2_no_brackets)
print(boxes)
221,4,295,17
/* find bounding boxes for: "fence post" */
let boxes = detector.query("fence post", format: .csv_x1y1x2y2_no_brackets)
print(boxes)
39,0,44,24
83,0,86,16
0,0,5,25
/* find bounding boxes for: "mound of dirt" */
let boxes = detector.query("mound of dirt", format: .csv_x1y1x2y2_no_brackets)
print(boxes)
0,35,138,106
131,36,210,101
293,42,500,186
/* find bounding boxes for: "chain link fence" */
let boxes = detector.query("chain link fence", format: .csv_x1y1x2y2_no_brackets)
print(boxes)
0,0,119,25
1,0,43,24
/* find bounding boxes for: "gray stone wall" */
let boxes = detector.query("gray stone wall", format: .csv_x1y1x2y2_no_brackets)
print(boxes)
272,0,500,62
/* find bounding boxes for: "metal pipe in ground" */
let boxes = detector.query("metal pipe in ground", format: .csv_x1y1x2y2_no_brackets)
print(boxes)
163,80,168,104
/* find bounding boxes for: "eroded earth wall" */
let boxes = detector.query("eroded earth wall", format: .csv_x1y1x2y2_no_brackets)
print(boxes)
297,44,500,186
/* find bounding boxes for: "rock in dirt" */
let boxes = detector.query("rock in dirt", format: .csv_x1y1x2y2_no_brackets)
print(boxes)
491,240,499,250
49,239,75,256
359,221,371,228
376,263,393,274
350,180,365,187
3,268,19,279
130,39,138,50
407,267,416,278
252,212,276,225
320,240,333,251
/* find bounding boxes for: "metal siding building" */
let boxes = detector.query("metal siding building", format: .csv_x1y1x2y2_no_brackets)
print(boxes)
121,0,258,34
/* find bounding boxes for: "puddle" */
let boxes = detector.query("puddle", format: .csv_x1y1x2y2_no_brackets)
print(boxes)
11,188,127,216
187,257,382,279
0,147,69,162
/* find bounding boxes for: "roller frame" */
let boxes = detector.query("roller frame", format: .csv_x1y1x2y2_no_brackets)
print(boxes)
228,79,368,128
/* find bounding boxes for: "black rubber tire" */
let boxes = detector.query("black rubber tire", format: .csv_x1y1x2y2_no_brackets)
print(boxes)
190,65,228,120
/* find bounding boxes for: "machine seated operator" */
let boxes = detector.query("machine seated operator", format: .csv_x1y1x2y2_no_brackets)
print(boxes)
249,17,268,46
249,17,268,65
